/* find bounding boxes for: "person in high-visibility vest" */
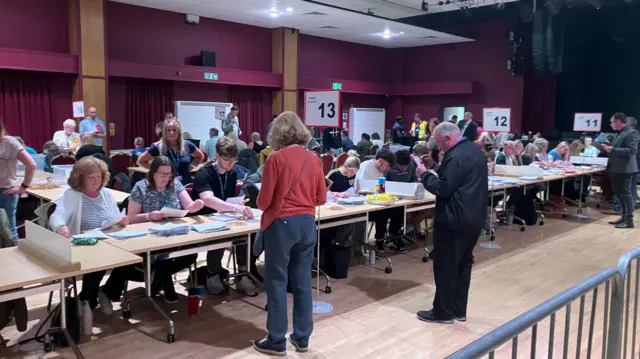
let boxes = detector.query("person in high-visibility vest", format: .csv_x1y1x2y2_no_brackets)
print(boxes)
410,113,427,140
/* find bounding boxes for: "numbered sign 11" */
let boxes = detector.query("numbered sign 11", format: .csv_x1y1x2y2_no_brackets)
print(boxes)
573,113,602,132
482,108,511,133
304,90,341,128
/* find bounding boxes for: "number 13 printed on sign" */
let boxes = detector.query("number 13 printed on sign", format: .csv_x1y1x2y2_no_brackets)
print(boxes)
318,103,336,118
304,90,341,128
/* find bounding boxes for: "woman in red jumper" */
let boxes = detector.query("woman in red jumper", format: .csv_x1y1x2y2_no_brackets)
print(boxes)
253,112,327,356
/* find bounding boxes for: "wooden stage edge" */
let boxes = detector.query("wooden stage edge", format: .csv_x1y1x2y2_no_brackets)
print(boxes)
1,205,639,359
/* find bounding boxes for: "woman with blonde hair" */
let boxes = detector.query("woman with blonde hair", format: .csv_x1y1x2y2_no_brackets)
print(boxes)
549,141,570,162
254,111,326,356
137,118,204,184
326,156,360,197
569,140,584,157
75,133,105,160
49,156,128,334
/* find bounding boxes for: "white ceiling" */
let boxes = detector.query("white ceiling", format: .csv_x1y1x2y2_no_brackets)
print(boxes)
314,0,519,19
111,0,473,48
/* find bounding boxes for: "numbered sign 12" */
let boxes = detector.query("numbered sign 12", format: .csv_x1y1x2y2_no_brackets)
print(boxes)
304,90,341,128
573,113,602,132
482,108,511,133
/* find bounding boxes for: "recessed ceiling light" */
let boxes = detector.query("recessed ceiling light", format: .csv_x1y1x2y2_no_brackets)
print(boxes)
383,34,391,39
269,9,279,17
399,31,406,34
286,7,294,12
383,29,391,35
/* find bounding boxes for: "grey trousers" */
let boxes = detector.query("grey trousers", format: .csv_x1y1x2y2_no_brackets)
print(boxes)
611,172,634,220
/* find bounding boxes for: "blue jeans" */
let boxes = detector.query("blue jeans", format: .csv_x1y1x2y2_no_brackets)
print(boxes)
263,215,316,349
0,191,19,241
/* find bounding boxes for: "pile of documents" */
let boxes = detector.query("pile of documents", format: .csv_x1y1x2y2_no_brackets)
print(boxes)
191,223,229,234
211,208,263,222
108,230,147,240
72,231,108,240
148,223,190,236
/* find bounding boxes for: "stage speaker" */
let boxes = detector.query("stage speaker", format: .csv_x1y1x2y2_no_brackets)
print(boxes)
200,50,216,67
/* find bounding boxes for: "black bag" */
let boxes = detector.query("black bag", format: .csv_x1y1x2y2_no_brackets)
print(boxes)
51,296,80,346
322,243,352,279
514,194,538,226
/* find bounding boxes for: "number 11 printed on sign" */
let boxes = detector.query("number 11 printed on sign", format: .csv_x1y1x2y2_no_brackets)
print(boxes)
573,113,602,132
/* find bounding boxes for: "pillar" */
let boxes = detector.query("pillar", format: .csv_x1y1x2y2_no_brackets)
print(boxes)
272,28,299,115
69,0,109,150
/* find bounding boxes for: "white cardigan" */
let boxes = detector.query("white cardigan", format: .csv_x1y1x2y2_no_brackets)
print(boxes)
49,188,120,236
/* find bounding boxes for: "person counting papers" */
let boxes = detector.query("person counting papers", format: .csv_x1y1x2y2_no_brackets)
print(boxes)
191,136,258,296
415,122,488,324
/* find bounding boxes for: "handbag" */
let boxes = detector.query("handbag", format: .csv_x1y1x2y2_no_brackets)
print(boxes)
253,151,309,256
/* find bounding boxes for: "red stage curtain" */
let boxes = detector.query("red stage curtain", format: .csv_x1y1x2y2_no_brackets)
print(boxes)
0,69,72,151
228,85,272,143
522,74,557,133
124,78,173,147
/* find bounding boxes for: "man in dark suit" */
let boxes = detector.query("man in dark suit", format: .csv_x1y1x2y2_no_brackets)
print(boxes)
458,111,478,142
415,122,488,324
599,112,639,228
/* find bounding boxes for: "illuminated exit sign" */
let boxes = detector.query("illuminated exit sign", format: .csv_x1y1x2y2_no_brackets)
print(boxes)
332,83,342,90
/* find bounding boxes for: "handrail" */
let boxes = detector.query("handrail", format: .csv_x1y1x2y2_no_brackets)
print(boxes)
445,268,619,359
607,246,640,359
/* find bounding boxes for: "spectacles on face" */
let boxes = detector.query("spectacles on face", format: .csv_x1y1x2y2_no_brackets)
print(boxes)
220,156,237,164
155,171,173,178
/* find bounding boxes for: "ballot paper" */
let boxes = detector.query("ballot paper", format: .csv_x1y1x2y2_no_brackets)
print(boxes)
254,183,262,190
211,208,262,222
191,223,229,234
101,209,126,230
519,176,539,181
225,196,246,205
160,207,189,218
337,196,366,205
108,230,147,240
72,231,108,240
148,223,190,236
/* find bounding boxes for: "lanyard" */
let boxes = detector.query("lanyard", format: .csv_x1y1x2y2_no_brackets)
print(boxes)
213,163,229,200
167,147,180,168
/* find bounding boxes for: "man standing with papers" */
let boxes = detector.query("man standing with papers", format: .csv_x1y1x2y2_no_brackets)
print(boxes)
415,122,488,324
192,137,258,296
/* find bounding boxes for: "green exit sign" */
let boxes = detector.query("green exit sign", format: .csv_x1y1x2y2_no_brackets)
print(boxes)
332,82,342,90
204,72,219,81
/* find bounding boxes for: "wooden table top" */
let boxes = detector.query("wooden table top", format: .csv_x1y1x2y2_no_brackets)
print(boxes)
0,241,141,293
26,187,130,204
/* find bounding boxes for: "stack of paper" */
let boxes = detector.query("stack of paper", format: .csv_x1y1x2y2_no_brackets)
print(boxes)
72,231,109,240
101,209,127,230
160,207,189,218
191,223,229,234
211,208,262,222
148,223,190,236
108,230,147,240
337,196,366,205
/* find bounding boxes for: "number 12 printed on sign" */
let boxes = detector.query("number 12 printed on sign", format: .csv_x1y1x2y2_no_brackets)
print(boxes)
482,108,511,133
304,90,341,128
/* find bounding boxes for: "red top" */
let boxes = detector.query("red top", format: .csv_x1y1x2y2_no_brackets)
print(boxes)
257,146,327,230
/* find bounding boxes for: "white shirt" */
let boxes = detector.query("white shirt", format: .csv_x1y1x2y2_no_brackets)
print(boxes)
505,156,514,166
356,160,382,181
52,130,80,152
371,139,384,149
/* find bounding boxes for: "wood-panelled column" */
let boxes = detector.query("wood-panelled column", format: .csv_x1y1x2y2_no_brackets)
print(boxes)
272,28,299,115
69,0,109,150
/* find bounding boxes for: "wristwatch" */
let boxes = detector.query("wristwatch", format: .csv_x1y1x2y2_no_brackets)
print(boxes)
20,183,29,189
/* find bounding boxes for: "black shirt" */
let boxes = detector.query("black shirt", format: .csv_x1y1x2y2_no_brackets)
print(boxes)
75,145,105,161
192,164,238,215
148,140,197,184
326,168,355,192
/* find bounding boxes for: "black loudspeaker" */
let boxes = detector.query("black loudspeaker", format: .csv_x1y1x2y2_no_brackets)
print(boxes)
200,50,216,67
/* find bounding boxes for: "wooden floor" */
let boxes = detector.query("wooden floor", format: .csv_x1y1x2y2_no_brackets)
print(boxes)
1,206,639,359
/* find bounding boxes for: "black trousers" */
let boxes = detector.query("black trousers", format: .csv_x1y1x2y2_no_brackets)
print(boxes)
207,237,256,275
370,208,404,241
432,227,480,319
611,172,634,220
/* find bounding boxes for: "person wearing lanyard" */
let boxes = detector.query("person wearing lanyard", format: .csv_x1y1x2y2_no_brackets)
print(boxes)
192,136,258,297
137,118,205,185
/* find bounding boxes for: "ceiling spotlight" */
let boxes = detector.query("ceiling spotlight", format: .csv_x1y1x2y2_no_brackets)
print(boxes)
383,34,391,39
399,31,406,34
269,9,279,17
383,29,391,35
286,7,294,12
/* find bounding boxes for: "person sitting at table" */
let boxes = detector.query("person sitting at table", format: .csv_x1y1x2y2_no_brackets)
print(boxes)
495,140,516,165
533,138,550,162
131,137,146,158
42,141,62,172
522,143,538,165
355,148,395,181
514,140,526,165
14,137,37,155
75,134,105,161
569,140,584,157
53,119,80,153
192,136,257,296
92,156,205,305
0,120,36,242
249,132,267,154
137,118,204,185
549,141,570,162
371,132,384,149
48,156,128,332
327,155,360,196
582,137,600,157
356,133,373,162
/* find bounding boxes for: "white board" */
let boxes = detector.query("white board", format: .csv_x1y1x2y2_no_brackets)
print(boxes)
175,101,233,146
482,108,512,133
573,113,602,132
304,90,340,128
348,108,385,143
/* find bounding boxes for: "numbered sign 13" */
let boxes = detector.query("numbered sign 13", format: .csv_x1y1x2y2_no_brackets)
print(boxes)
304,90,341,128
482,108,511,133
573,113,602,132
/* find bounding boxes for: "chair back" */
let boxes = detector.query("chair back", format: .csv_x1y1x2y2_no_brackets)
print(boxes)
202,152,209,163
320,154,334,176
335,153,349,168
235,182,243,197
369,145,379,155
110,153,132,175
51,155,76,166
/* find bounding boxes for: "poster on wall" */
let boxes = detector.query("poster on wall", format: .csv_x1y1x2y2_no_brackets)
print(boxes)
573,113,602,132
72,101,85,118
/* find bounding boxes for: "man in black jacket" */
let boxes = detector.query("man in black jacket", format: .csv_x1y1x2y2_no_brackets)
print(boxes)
416,122,488,324
598,113,639,228
457,111,478,142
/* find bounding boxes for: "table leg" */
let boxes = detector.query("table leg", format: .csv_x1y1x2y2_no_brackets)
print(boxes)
59,278,84,359
142,252,175,343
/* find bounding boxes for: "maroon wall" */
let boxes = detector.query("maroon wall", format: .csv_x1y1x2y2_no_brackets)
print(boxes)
0,0,69,53
106,2,272,72
401,20,525,133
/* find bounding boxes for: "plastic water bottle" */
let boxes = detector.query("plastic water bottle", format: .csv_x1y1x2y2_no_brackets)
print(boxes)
369,249,376,265
82,301,93,336
377,177,386,194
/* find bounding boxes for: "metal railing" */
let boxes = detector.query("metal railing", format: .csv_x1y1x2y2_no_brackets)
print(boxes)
446,268,619,359
610,247,640,359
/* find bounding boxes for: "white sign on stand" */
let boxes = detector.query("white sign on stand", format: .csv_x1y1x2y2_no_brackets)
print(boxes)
214,105,226,121
72,101,85,118
482,108,511,133
304,90,341,128
573,113,602,132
